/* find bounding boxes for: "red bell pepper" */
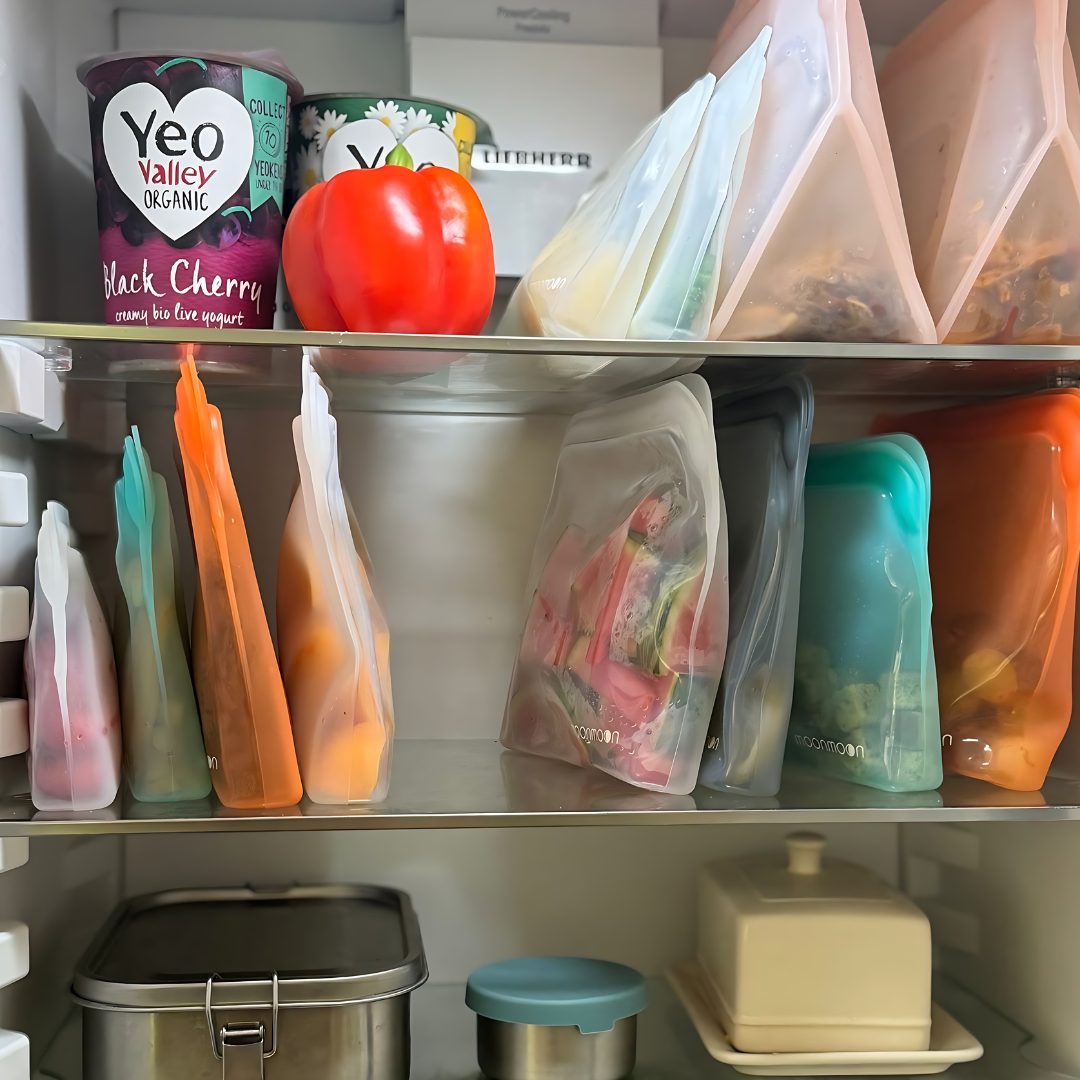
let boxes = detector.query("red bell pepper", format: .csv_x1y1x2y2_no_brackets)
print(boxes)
283,165,495,334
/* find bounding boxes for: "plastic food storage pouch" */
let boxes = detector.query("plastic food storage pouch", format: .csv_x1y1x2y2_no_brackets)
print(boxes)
789,437,942,792
706,0,935,343
875,392,1080,790
26,502,122,811
880,0,1080,344
278,356,394,804
501,375,728,794
175,353,302,809
114,428,211,803
698,376,813,796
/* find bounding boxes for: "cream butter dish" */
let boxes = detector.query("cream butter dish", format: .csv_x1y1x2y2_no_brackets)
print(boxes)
667,960,984,1076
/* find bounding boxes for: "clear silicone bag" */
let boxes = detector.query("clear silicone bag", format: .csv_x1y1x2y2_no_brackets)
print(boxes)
278,356,394,805
789,436,942,793
880,0,1080,344
114,427,211,803
25,502,122,811
876,392,1080,791
698,376,813,796
707,0,935,343
175,354,303,809
501,375,728,795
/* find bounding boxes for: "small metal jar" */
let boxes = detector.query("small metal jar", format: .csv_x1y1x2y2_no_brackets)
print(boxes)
72,885,427,1080
466,957,647,1080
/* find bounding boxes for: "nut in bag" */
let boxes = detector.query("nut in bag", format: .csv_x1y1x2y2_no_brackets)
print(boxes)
278,356,394,805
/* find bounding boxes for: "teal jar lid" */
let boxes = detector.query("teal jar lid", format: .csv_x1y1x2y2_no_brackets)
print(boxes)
465,957,647,1034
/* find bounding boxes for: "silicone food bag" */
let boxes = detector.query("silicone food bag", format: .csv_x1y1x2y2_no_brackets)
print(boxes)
789,437,942,792
278,357,394,804
880,0,1080,344
698,376,813,796
706,0,935,343
175,354,302,809
26,502,122,811
114,427,211,803
501,375,728,795
875,392,1080,790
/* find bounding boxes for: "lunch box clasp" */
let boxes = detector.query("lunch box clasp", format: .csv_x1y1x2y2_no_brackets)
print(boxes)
204,972,279,1079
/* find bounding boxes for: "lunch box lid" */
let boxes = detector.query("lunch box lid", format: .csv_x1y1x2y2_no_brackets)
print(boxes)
72,885,427,1010
466,957,647,1034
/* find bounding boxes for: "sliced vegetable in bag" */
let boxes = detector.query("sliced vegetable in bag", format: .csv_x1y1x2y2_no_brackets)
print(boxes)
789,437,942,793
880,0,1080,344
278,355,394,804
698,376,813,796
875,391,1080,791
501,375,727,795
114,427,211,803
707,0,935,343
175,353,302,810
26,502,121,811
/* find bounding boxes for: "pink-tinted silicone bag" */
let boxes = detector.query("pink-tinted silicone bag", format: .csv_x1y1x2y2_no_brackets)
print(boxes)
880,0,1080,345
707,0,934,344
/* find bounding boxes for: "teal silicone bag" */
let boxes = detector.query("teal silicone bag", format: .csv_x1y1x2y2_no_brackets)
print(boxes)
114,427,211,802
788,435,942,792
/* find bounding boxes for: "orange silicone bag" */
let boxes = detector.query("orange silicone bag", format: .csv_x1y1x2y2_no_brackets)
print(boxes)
706,0,934,343
880,0,1080,344
175,354,302,809
875,391,1080,790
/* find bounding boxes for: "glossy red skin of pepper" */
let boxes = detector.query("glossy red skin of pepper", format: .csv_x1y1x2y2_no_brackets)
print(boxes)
283,165,495,335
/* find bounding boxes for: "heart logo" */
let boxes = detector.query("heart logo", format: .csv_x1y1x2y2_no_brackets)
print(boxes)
103,83,254,241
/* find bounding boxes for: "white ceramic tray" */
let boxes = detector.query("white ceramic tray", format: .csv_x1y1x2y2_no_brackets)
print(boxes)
667,960,985,1076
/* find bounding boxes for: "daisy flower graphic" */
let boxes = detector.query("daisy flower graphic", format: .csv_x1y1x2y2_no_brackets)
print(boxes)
401,106,436,138
298,104,319,141
440,111,458,139
314,109,348,151
365,99,405,140
294,143,323,193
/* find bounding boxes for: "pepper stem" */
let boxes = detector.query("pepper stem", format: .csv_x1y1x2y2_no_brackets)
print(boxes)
387,143,415,170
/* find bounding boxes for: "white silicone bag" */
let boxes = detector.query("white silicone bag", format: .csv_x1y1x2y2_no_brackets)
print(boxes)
880,0,1080,345
25,502,121,812
501,375,728,795
707,0,935,343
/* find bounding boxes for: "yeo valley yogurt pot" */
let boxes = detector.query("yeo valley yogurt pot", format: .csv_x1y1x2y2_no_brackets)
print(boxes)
78,51,303,329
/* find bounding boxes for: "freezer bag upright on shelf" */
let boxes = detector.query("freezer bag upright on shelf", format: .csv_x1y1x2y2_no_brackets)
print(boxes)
698,377,813,796
114,428,211,803
706,0,935,343
501,376,727,795
175,354,302,809
278,357,394,804
789,437,942,793
880,0,1080,345
26,502,121,811
875,392,1080,791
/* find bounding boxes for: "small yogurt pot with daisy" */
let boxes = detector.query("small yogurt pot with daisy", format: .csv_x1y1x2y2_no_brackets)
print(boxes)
286,93,491,213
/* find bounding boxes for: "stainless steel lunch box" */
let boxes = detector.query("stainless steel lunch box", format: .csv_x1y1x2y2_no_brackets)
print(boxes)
476,1014,638,1080
72,885,427,1080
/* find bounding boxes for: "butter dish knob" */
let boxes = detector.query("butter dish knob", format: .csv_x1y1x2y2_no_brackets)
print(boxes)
786,832,826,875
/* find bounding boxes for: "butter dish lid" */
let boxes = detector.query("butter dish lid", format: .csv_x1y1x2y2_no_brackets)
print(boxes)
466,957,647,1034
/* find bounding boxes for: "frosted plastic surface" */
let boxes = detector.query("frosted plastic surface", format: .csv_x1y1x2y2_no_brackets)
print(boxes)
880,0,1080,344
25,502,121,812
789,437,942,793
708,0,934,343
278,357,394,805
501,376,727,795
698,376,812,796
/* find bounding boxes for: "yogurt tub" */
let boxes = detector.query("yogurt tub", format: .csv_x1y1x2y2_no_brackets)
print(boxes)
288,94,491,209
78,51,303,330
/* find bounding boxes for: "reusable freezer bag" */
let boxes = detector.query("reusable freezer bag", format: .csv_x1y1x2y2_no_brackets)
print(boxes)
789,437,942,793
114,428,211,803
501,376,727,795
706,0,935,344
880,0,1080,345
875,392,1080,791
698,376,813,796
278,357,394,805
26,502,122,811
175,354,302,809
